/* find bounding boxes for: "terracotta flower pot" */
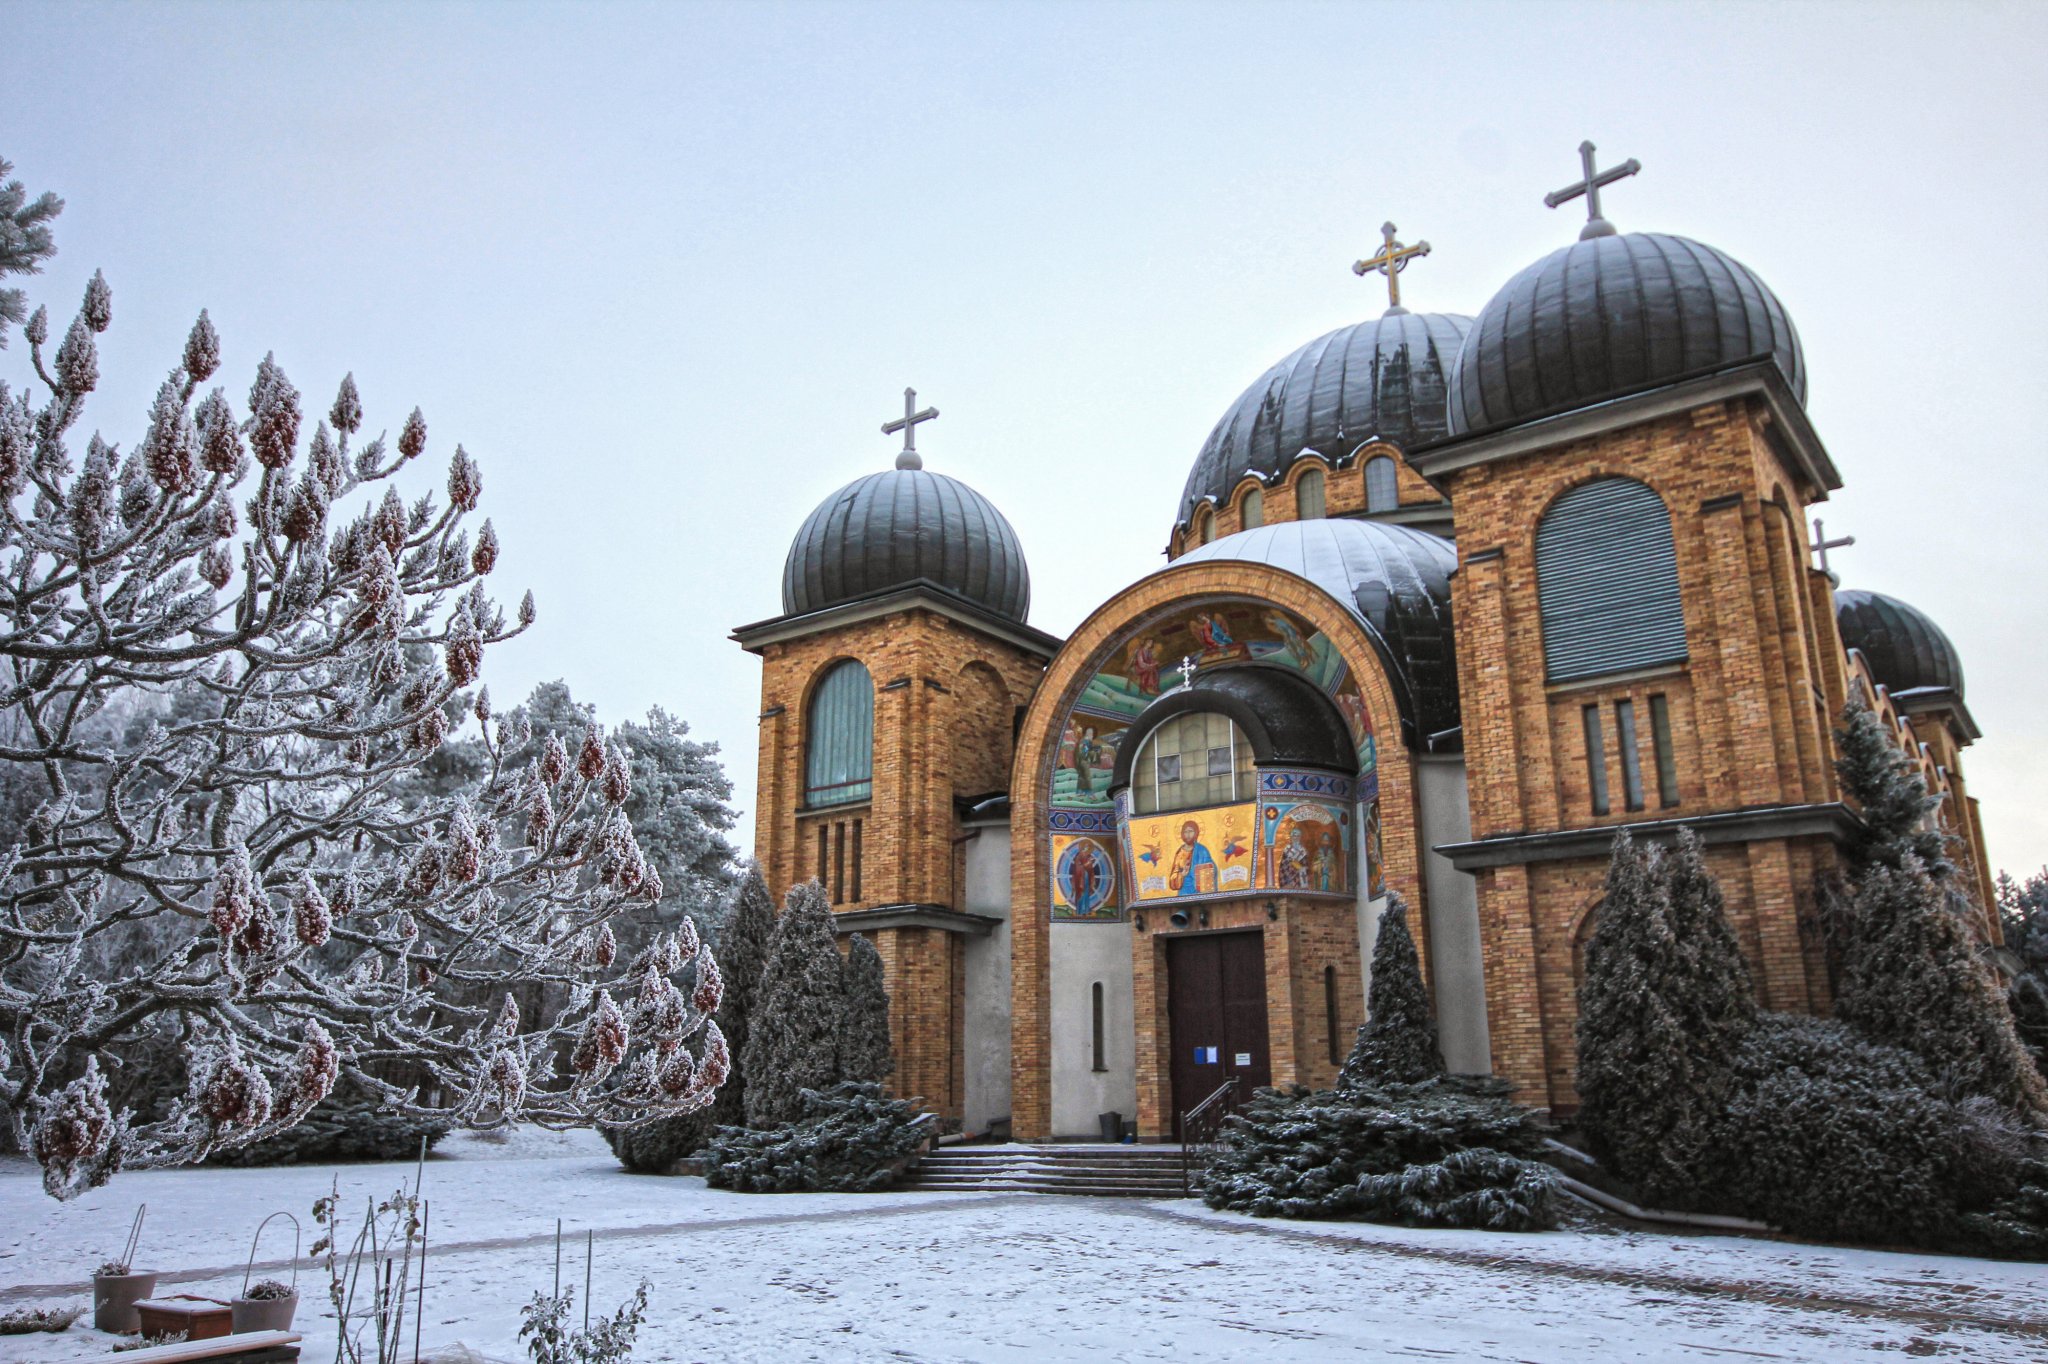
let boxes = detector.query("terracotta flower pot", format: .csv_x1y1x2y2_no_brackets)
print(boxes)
231,1291,299,1333
92,1271,159,1334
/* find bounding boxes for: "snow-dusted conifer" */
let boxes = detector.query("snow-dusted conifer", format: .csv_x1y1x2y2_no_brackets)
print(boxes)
1837,857,2048,1115
1835,697,1948,874
840,934,894,1084
1338,893,1441,1087
742,881,847,1127
1575,830,1754,1210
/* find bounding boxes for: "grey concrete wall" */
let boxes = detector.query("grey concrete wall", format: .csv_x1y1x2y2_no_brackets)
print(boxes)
1417,755,1491,1073
1049,919,1137,1140
960,819,1013,1135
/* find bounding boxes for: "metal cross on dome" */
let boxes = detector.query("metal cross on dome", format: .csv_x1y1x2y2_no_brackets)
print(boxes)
1544,140,1641,240
882,387,939,470
1811,517,1855,578
1353,222,1431,315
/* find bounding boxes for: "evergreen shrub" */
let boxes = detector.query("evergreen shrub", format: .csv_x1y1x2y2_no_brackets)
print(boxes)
1201,1077,1557,1230
209,1074,450,1166
1338,895,1443,1087
703,1082,932,1193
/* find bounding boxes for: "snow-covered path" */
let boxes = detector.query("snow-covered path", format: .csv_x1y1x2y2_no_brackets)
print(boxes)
4,1131,2044,1362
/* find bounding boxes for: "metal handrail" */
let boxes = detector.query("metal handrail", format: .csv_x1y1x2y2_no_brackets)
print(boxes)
1179,1076,1241,1197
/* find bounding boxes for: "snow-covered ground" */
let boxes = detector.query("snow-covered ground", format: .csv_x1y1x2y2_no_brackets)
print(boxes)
4,1132,2044,1362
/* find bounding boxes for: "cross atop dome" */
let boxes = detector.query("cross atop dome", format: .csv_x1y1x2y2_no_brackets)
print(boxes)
1544,140,1641,240
882,387,939,470
1352,222,1431,316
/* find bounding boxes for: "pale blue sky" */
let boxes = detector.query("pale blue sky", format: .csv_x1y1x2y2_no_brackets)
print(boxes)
6,0,2045,876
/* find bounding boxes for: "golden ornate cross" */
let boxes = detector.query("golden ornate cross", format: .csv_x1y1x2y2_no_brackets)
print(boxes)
1352,222,1431,315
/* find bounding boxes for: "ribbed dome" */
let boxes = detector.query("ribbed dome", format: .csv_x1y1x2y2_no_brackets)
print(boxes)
1177,518,1460,746
1836,589,1964,699
1180,312,1471,528
782,467,1030,623
1446,233,1804,436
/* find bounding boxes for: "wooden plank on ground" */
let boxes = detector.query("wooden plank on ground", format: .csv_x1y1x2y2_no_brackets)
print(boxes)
98,1329,302,1364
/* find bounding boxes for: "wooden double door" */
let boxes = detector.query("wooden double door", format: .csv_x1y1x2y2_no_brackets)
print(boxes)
1166,930,1271,1138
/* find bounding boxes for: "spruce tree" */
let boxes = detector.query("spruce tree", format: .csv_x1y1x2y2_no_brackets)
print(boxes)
1835,697,1948,874
1836,858,2048,1115
839,934,895,1084
1575,831,1755,1210
1339,894,1443,1086
740,880,847,1127
1999,870,2048,1076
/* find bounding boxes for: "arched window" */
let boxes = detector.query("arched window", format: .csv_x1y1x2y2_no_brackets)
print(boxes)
805,660,873,806
1132,711,1254,814
1364,456,1398,513
1535,478,1687,683
1295,466,1326,519
1191,506,1213,546
1239,486,1264,529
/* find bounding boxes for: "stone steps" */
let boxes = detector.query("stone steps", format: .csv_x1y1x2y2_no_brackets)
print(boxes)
905,1145,1192,1198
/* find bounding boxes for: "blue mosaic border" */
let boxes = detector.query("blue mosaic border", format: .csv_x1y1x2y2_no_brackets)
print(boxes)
1258,767,1358,803
1048,807,1117,834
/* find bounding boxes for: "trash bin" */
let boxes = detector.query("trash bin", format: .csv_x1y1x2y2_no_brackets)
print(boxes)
1098,1111,1124,1142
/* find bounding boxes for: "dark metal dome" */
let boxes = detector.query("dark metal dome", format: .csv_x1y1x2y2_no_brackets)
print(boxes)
1180,311,1471,528
1177,518,1460,747
1446,233,1804,436
782,467,1030,622
1836,589,1964,699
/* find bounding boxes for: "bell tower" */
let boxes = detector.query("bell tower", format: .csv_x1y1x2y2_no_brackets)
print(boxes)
732,391,1058,1121
1410,147,1855,1112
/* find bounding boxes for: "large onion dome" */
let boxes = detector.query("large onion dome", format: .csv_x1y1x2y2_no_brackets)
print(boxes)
1836,589,1964,699
1177,518,1460,747
1180,311,1471,528
1446,233,1804,436
782,465,1030,623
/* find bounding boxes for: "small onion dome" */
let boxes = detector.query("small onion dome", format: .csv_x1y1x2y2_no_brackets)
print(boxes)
1836,589,1964,699
1177,517,1460,748
782,466,1030,623
1446,233,1804,436
1180,312,1471,529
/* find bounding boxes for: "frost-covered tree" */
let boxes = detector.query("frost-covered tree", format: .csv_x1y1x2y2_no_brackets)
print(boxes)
1835,696,1948,875
1575,831,1756,1209
838,933,893,1085
1836,858,2048,1115
1338,893,1441,1087
607,865,773,1173
1999,870,2048,1075
704,1081,931,1193
741,881,845,1127
0,159,62,349
0,256,727,1198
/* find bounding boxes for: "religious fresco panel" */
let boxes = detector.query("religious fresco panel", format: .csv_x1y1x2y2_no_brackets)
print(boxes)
1119,796,1258,905
1051,599,1379,814
1048,807,1123,923
1255,769,1356,897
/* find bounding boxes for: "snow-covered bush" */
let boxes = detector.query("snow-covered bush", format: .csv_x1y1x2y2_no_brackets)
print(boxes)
740,881,847,1127
703,1082,932,1193
0,169,727,1198
1202,1078,1556,1229
2000,869,2048,1075
1337,894,1441,1087
1575,831,1756,1210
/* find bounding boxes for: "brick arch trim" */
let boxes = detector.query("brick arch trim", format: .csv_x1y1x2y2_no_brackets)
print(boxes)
1006,559,1425,1139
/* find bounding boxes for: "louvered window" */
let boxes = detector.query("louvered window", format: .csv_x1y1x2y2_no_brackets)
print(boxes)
1240,487,1264,528
1364,456,1398,513
1296,467,1327,519
1535,478,1687,683
805,660,873,807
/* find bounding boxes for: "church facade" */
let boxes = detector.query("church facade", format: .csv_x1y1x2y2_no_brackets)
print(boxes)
732,151,2000,1140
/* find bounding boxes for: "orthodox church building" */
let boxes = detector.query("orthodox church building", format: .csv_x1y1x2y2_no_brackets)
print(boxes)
732,147,2000,1140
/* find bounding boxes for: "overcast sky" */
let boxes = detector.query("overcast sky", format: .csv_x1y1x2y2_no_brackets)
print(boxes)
5,0,2045,879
